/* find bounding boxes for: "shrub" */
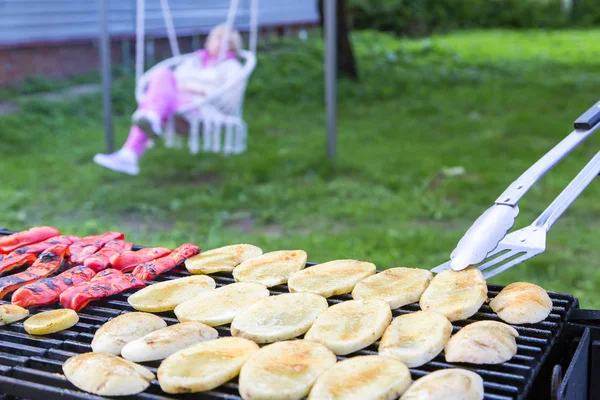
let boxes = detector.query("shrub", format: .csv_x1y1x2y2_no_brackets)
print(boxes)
349,0,598,36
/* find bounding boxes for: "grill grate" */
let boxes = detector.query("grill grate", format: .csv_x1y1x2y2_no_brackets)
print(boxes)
0,254,578,400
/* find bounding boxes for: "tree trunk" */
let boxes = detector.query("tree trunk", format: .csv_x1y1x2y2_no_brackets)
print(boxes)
318,0,359,80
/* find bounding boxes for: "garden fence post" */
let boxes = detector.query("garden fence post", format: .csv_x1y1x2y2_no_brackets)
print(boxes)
99,0,114,153
325,0,337,164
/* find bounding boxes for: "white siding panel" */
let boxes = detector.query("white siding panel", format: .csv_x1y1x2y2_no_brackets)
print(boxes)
0,0,318,45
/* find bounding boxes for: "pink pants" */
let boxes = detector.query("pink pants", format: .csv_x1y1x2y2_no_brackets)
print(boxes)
124,67,193,157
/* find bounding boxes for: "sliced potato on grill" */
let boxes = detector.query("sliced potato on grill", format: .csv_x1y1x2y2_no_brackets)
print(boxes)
186,244,263,274
379,310,452,367
233,250,307,287
174,282,270,326
24,309,78,335
91,312,166,355
157,337,259,394
352,267,432,309
63,352,154,396
445,320,519,364
308,355,411,400
0,304,29,326
288,259,376,298
239,340,337,400
304,299,391,355
121,321,218,362
490,282,552,325
419,267,487,322
127,275,216,312
231,292,328,343
400,368,484,400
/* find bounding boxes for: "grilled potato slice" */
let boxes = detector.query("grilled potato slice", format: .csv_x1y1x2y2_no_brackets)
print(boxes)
0,304,29,326
231,292,328,343
24,309,78,335
304,299,391,355
445,320,519,364
127,275,216,312
91,312,166,355
239,340,337,400
288,259,376,298
308,355,411,400
352,267,433,309
490,282,552,325
400,368,484,400
185,244,263,274
233,250,307,287
419,267,487,321
63,352,154,396
379,310,452,367
122,321,218,362
157,337,259,393
174,282,270,326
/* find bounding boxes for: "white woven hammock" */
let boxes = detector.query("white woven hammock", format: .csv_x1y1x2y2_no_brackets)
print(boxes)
134,0,259,155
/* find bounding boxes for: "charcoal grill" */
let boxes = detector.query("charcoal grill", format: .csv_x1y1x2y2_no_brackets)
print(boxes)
0,229,599,400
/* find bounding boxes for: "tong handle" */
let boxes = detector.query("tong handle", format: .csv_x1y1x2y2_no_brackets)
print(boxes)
496,100,600,206
574,100,600,130
533,151,600,231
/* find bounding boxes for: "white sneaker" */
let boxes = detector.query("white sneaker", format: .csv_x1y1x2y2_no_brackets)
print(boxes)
132,110,162,139
93,148,140,176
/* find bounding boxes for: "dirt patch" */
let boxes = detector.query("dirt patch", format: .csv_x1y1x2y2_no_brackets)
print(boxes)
120,214,174,233
0,102,19,116
0,84,101,116
224,217,256,233
157,172,223,186
223,216,287,237
191,173,223,185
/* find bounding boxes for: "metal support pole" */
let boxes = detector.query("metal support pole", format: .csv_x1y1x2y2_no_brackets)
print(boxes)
99,0,114,153
324,0,337,163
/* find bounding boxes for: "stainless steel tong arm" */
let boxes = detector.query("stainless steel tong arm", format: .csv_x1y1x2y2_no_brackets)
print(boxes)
533,150,600,232
496,100,600,207
447,100,600,271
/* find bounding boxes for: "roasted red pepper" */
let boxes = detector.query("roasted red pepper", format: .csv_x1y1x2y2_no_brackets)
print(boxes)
83,240,133,272
132,244,200,281
0,244,69,298
0,253,37,277
110,247,172,272
11,265,96,308
0,226,61,254
0,235,79,276
59,268,145,311
69,232,125,264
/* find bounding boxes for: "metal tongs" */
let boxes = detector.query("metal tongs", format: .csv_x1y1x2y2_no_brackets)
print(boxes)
432,100,600,278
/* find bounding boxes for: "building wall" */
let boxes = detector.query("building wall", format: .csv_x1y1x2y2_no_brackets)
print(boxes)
0,0,319,85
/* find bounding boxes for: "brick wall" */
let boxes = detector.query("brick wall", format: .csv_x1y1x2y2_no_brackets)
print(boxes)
0,24,316,86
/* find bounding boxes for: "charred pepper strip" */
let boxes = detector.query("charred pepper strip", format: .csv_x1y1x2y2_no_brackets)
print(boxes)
0,226,61,254
59,269,145,311
15,235,79,255
0,244,69,298
83,240,133,272
110,247,172,272
69,232,125,264
11,265,96,308
132,244,200,281
0,235,79,276
0,253,37,277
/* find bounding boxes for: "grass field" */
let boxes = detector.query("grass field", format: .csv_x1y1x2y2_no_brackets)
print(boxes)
2,30,600,307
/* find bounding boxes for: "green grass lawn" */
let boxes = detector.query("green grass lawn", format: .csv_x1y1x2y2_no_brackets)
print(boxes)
1,29,600,307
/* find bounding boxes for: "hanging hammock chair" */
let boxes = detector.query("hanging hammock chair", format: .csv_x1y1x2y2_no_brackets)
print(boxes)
134,0,259,155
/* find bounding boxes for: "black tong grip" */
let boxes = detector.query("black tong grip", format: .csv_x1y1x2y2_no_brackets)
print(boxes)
574,100,600,130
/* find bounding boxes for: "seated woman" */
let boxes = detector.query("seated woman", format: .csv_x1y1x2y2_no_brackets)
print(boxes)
94,24,243,175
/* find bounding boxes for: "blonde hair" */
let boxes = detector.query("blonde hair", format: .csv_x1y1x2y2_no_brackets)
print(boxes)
208,24,243,54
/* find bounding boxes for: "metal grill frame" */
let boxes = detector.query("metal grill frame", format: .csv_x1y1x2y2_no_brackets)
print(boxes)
0,234,579,400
